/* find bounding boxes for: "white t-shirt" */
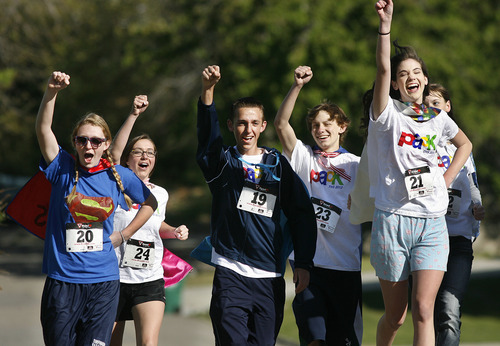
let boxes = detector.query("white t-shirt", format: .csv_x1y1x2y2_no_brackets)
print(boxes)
114,183,168,284
286,140,362,271
438,143,481,238
368,99,459,217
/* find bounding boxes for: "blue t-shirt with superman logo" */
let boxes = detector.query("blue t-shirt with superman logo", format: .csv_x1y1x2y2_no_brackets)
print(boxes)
41,148,151,284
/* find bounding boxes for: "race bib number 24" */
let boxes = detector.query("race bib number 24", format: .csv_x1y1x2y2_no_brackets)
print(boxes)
122,238,155,269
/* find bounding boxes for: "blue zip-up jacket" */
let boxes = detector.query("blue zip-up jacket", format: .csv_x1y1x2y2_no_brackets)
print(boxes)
196,99,316,274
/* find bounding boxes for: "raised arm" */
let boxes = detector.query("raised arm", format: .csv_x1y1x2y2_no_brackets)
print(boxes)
274,66,312,158
445,129,472,188
197,65,225,179
201,65,221,106
35,71,70,165
372,0,393,120
110,95,149,164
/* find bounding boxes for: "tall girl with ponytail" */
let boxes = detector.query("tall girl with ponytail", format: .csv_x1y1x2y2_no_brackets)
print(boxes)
36,71,157,346
368,1,472,344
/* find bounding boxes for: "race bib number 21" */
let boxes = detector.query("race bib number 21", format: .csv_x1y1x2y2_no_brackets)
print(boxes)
404,166,433,200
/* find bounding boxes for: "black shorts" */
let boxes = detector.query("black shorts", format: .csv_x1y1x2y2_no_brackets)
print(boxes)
292,267,362,345
115,278,166,321
209,266,286,345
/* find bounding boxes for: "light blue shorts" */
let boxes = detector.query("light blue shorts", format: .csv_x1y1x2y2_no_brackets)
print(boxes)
370,209,449,282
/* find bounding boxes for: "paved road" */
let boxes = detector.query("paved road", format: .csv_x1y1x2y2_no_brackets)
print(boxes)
1,223,500,345
0,223,295,346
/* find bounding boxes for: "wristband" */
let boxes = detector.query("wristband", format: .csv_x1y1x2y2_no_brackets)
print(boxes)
119,230,126,244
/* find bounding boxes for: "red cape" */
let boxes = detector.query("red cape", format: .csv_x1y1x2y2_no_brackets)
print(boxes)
6,170,192,286
6,171,50,239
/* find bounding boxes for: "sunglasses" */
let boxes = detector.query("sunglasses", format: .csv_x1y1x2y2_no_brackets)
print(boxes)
74,136,107,149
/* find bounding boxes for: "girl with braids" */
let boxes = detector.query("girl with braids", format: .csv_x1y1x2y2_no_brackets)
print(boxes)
36,71,157,346
367,1,473,344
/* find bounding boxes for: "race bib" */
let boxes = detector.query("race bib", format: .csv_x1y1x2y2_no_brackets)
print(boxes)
122,238,155,269
447,188,462,218
66,222,103,252
237,182,277,218
311,197,341,234
404,166,433,200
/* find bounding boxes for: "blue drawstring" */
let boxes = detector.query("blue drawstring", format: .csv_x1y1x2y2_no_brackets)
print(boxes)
238,154,281,182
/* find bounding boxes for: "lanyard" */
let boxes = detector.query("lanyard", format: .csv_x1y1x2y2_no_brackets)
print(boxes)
237,153,281,182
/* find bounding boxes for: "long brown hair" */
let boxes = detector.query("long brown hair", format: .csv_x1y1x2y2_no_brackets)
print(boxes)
390,41,430,101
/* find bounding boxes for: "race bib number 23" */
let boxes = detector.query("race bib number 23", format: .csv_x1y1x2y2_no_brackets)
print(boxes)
311,197,341,234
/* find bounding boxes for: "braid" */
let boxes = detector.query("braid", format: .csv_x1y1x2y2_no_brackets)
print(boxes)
106,149,133,208
65,159,80,205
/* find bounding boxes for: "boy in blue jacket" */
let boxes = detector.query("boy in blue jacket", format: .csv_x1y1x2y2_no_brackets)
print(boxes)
197,65,317,345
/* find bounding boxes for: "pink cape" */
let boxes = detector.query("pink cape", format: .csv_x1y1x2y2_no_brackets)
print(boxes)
162,247,193,287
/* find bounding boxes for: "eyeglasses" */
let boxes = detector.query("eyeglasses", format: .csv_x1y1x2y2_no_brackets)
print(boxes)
130,149,156,158
74,136,107,149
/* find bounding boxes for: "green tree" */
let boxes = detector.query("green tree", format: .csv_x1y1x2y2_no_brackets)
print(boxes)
0,0,499,238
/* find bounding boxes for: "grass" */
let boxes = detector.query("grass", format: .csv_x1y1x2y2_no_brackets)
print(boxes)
278,274,500,345
166,187,500,344
184,257,500,344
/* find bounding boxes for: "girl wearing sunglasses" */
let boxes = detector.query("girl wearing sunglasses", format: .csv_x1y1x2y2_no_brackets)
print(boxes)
36,71,157,346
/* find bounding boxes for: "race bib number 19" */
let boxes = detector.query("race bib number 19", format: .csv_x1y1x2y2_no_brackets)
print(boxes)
404,166,433,200
66,222,103,252
237,182,277,218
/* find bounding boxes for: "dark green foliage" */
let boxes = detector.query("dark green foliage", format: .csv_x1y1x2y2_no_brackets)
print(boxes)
0,0,499,236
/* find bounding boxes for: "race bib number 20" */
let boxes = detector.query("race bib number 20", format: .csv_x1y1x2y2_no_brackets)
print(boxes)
66,222,103,252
